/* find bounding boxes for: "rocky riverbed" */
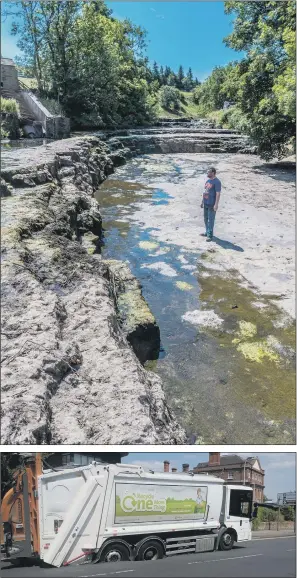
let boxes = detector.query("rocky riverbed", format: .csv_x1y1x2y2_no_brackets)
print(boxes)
1,125,295,444
96,151,295,444
1,136,185,444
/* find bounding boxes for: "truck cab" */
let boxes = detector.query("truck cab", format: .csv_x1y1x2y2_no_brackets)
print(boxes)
218,485,253,550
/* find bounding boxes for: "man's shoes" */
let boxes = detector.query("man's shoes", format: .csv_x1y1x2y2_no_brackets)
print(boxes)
206,236,213,242
200,233,207,237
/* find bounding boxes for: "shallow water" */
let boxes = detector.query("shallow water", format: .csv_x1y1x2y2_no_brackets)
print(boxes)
96,155,295,444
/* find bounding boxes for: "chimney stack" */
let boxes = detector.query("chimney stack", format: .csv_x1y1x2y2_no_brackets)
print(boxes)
182,464,189,473
209,453,220,466
172,467,177,473
164,460,170,473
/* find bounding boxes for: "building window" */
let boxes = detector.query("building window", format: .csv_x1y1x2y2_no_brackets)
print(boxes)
62,453,73,465
228,472,234,480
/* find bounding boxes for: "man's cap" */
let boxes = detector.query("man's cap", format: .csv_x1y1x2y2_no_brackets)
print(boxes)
207,167,216,173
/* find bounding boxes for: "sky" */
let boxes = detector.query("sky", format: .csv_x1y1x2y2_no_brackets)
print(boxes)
1,1,245,81
122,453,296,502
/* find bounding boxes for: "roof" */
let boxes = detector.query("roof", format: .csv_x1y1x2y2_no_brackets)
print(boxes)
196,455,262,469
1,58,15,66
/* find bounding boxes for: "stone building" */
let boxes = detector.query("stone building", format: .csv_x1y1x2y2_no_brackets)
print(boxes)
1,57,19,91
193,453,265,502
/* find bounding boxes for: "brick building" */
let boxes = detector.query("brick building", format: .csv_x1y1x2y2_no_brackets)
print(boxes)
193,453,265,502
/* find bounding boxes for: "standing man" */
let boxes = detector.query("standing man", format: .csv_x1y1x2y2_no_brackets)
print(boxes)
201,167,221,241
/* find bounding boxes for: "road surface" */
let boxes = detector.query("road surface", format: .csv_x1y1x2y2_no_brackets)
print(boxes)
1,536,295,578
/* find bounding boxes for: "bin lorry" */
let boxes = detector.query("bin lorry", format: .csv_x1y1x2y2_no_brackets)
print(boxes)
1,455,255,567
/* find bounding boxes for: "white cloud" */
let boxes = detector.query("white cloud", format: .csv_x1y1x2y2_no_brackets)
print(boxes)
150,7,165,20
265,459,296,470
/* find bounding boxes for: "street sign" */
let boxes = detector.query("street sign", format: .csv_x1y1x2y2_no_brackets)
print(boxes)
277,492,296,506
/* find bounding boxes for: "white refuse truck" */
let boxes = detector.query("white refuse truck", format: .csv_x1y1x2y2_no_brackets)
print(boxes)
1,457,255,567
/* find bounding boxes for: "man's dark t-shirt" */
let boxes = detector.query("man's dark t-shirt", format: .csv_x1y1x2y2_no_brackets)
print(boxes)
203,177,221,207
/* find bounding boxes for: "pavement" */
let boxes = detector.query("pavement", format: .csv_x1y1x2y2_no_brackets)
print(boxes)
1,535,295,578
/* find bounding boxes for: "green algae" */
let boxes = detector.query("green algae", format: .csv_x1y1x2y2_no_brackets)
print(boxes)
139,240,159,251
237,320,257,339
175,281,194,291
237,340,280,364
118,291,155,331
196,264,295,423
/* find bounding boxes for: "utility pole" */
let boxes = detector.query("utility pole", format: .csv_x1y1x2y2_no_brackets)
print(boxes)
277,505,280,531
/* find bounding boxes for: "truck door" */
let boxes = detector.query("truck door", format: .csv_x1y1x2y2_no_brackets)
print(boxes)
226,489,252,541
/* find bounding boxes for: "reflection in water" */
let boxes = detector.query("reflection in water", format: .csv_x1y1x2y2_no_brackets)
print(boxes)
95,155,295,444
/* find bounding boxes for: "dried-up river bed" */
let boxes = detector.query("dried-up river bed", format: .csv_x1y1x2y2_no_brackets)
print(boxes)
96,153,295,444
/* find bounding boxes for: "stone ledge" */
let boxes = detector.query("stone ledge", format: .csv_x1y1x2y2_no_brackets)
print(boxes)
104,259,161,363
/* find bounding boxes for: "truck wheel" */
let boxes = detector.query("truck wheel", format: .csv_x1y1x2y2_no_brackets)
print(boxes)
219,531,234,551
101,543,130,563
137,540,164,561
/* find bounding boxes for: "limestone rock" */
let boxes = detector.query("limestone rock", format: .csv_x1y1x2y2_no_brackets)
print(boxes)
105,259,161,363
1,136,185,445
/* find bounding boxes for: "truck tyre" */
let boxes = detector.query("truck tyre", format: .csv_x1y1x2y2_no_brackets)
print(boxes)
219,530,235,551
100,542,130,563
137,540,164,561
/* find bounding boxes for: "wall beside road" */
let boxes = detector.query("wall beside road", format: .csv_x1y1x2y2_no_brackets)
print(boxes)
256,521,294,531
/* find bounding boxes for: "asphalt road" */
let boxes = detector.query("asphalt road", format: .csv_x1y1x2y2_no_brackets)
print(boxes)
1,536,295,578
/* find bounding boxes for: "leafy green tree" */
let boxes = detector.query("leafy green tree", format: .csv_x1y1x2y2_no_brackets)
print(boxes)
223,0,296,159
7,1,156,128
160,86,181,112
281,506,295,521
192,66,230,111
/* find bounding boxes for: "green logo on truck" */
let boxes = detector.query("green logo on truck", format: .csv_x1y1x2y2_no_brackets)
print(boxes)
115,485,207,520
121,493,167,513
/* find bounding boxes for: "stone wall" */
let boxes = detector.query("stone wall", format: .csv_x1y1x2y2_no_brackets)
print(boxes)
1,61,19,91
20,92,70,138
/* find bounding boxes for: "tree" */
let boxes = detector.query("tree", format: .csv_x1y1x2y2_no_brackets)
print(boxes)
183,67,194,91
153,61,160,84
281,506,295,521
8,1,47,91
6,1,156,128
160,86,181,112
223,0,296,159
177,65,185,90
167,72,178,87
192,66,230,110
